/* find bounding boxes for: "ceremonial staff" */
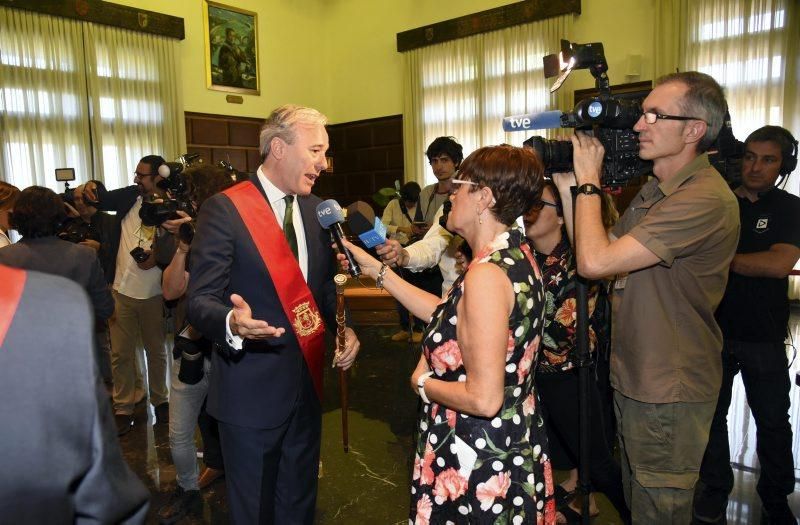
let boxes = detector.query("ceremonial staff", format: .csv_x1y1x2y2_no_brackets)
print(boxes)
333,273,349,452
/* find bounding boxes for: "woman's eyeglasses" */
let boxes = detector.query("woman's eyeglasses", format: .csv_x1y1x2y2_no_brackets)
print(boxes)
450,178,478,195
529,199,558,212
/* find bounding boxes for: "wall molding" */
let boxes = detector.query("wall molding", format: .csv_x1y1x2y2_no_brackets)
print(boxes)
0,0,184,40
397,0,580,52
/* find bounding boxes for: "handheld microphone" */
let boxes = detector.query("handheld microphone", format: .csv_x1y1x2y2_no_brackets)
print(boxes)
345,201,387,248
501,110,564,132
316,199,361,277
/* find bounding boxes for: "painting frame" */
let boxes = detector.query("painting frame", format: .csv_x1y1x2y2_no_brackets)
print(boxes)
203,1,259,95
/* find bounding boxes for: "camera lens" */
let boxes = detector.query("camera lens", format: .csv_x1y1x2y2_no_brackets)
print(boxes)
528,136,574,174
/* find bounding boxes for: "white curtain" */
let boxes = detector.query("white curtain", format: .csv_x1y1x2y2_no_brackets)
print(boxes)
680,0,800,296
0,8,92,191
84,23,184,190
402,15,574,186
0,6,184,192
683,0,799,193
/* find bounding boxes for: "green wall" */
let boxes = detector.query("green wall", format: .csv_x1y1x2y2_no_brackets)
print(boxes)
111,0,654,123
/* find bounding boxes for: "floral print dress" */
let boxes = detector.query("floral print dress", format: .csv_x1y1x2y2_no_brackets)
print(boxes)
410,230,555,525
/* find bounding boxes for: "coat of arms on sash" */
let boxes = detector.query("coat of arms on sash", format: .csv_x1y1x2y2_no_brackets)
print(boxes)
292,302,322,337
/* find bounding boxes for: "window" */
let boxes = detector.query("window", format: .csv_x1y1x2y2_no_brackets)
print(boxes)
0,7,182,192
403,15,574,185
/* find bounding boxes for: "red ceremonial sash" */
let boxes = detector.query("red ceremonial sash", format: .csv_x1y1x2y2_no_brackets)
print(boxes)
223,182,326,400
0,265,26,347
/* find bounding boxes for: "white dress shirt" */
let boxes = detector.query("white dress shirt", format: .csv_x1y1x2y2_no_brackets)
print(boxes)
404,205,460,295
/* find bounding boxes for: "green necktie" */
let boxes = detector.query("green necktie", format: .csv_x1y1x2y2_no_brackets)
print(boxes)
282,195,298,259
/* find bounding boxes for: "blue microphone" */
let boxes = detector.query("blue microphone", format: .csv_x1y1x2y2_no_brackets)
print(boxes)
316,199,361,277
345,201,387,249
501,110,564,132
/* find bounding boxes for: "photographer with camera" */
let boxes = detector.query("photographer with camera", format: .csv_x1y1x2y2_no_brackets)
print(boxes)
155,165,234,524
77,155,171,436
553,71,739,523
0,186,113,323
61,187,117,283
694,126,800,525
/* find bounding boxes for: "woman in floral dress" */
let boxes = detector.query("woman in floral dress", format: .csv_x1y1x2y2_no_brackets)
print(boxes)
524,180,629,523
340,145,555,524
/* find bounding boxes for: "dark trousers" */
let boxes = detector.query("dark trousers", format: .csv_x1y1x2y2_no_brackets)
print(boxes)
698,339,794,513
198,398,224,470
397,267,443,330
537,368,630,522
218,372,321,525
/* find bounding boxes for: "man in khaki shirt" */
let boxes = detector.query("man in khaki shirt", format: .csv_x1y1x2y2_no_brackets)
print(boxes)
555,71,739,523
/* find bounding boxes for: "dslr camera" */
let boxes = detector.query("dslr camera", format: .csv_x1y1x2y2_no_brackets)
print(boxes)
139,153,202,228
129,246,150,264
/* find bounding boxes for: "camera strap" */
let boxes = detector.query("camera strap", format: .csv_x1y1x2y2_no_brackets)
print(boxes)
0,265,26,347
222,182,326,400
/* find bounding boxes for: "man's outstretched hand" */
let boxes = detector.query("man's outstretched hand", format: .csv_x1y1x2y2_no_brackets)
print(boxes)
229,293,286,339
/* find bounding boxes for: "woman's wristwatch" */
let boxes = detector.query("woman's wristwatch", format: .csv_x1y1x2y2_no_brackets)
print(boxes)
417,371,435,403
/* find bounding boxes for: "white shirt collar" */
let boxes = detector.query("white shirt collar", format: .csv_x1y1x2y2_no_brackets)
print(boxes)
257,165,293,207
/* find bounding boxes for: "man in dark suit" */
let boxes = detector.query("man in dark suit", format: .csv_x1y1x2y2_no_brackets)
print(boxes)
0,263,149,523
79,156,171,435
0,186,113,321
187,104,360,524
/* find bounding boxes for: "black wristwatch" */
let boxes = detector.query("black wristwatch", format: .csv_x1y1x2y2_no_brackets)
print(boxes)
573,183,602,196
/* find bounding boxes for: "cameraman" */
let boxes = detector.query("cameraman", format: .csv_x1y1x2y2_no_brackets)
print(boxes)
695,126,800,524
554,71,739,523
64,187,117,285
77,155,170,435
0,186,113,323
156,165,234,524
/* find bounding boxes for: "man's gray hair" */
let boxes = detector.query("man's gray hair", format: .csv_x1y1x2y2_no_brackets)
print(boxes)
655,71,727,153
259,105,328,158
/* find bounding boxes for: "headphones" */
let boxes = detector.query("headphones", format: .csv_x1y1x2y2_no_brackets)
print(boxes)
779,130,798,176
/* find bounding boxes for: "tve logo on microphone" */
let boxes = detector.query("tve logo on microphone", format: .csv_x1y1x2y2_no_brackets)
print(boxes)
316,201,341,218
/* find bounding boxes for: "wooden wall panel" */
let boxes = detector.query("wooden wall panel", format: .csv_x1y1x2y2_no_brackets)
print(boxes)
326,114,404,212
191,119,229,146
185,112,263,176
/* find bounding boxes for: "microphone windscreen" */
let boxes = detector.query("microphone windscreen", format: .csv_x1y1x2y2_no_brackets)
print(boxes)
502,110,563,132
345,201,376,235
315,199,345,228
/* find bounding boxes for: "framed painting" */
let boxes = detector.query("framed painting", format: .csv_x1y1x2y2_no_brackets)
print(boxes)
203,1,259,95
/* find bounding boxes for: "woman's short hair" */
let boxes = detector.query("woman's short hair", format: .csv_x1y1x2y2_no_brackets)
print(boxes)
184,165,236,209
10,186,66,238
0,181,21,211
399,181,421,203
259,105,328,158
459,145,544,226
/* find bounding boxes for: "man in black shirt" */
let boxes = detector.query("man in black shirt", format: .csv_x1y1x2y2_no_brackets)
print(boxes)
694,126,800,525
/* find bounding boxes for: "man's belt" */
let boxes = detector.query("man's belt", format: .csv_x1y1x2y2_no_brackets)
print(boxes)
223,182,326,400
0,265,26,347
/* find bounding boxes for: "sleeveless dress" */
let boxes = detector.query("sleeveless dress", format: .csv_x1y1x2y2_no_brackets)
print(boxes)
409,229,555,525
